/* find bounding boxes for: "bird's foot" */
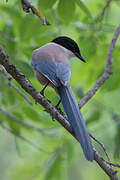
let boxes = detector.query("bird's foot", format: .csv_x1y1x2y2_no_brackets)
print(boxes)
47,99,51,103
40,81,49,97
55,106,64,116
55,100,61,108
40,89,45,97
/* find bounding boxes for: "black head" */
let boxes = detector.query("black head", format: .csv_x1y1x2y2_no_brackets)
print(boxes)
52,36,86,62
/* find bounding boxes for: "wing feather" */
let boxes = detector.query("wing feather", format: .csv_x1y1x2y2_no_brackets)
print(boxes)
31,59,71,87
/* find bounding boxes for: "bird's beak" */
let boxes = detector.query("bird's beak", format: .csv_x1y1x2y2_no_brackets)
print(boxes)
74,53,86,63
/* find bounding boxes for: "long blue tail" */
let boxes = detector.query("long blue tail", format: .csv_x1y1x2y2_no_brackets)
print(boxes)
58,85,94,161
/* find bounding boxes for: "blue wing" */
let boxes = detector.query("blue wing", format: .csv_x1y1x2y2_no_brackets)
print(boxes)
31,59,71,87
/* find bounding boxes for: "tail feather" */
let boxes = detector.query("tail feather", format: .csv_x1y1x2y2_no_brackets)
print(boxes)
58,85,94,161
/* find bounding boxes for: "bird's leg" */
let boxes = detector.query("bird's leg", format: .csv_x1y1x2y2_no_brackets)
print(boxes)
55,99,61,108
35,81,50,104
40,81,49,96
54,99,64,116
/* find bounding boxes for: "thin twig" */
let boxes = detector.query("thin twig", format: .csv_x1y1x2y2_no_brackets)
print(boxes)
0,66,33,105
0,106,112,162
0,107,44,134
95,0,113,23
0,107,59,137
0,121,50,154
90,133,111,163
105,161,120,168
78,25,120,108
21,0,50,25
14,136,22,157
100,0,112,20
94,149,118,180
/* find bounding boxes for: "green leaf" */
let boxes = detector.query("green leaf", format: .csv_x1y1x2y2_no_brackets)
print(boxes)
17,61,34,77
7,119,20,135
2,23,16,53
111,112,120,158
114,125,120,158
45,150,62,180
101,68,120,92
57,0,76,23
0,5,22,20
75,0,92,17
65,141,74,163
0,113,8,122
74,84,84,98
38,0,57,10
7,89,16,105
12,112,24,120
86,110,100,125
0,75,5,91
18,15,39,42
78,34,97,58
22,107,40,122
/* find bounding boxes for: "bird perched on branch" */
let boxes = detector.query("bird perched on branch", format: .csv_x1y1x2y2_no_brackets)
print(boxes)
31,36,94,161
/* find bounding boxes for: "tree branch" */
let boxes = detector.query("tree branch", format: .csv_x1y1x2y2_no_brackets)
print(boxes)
94,149,118,180
0,107,43,133
95,0,113,23
0,121,50,154
0,66,33,105
0,25,120,179
0,107,58,137
105,161,120,168
21,0,50,25
89,133,111,163
78,25,120,108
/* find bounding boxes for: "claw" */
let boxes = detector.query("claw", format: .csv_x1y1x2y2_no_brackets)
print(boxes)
40,81,49,97
40,89,45,96
55,99,61,108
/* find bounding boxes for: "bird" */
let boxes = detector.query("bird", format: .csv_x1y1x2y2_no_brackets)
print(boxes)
31,36,94,161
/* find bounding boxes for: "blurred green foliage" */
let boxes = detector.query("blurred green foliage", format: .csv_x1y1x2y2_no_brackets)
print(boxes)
0,0,120,179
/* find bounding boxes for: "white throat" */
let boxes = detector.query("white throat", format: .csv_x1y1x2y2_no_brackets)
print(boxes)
64,47,75,59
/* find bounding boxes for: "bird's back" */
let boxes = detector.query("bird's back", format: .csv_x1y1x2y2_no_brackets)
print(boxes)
32,43,70,65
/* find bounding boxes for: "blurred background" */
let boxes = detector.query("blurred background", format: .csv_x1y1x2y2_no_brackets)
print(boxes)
0,0,120,179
